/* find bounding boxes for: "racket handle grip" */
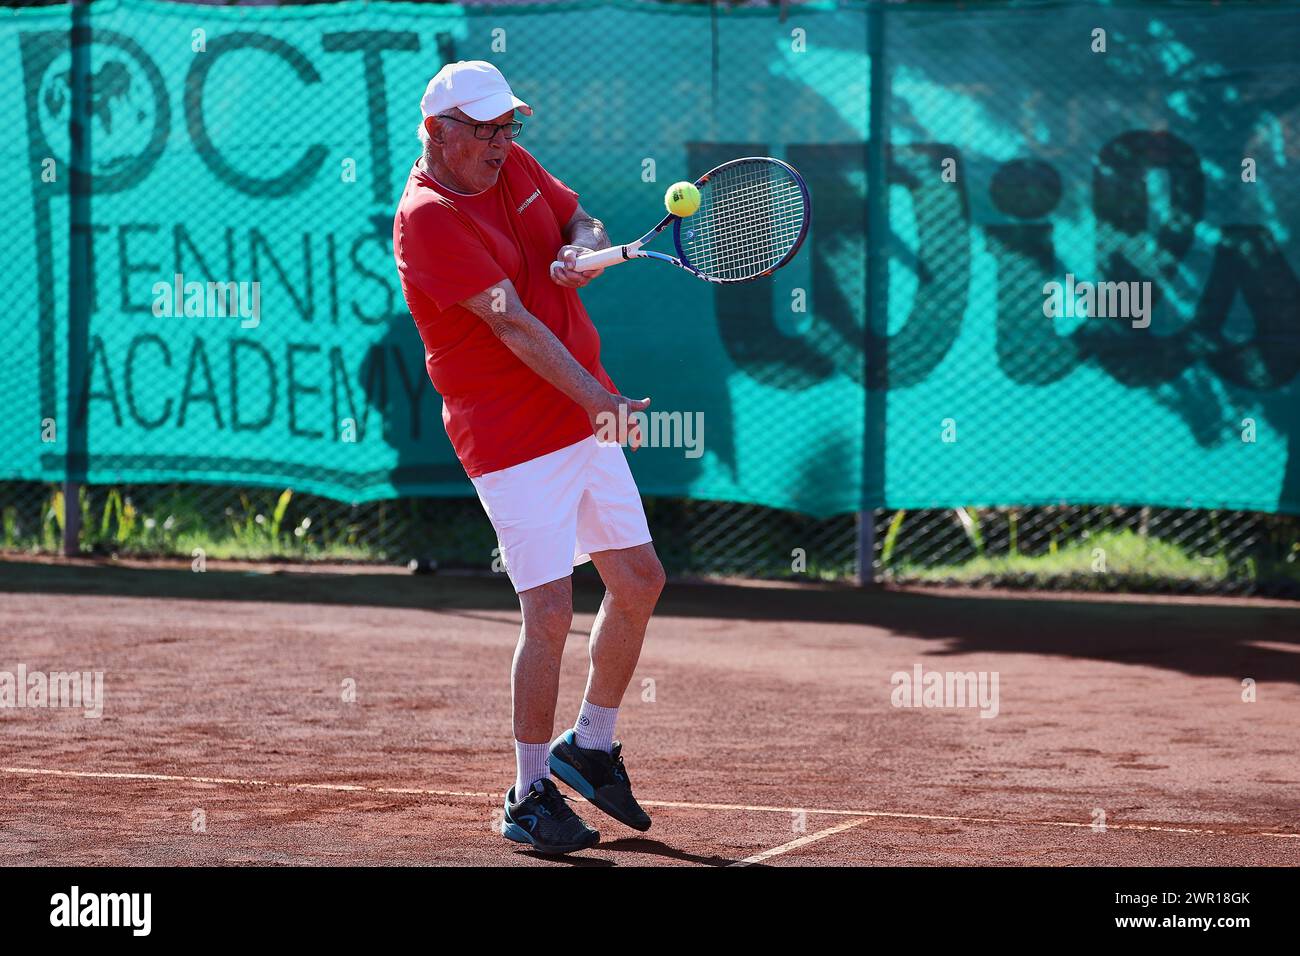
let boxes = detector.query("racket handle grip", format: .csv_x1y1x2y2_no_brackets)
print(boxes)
573,245,632,272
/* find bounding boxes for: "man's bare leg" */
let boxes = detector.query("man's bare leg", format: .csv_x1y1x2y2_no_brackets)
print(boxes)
511,576,573,798
581,543,666,715
543,543,663,832
503,573,602,851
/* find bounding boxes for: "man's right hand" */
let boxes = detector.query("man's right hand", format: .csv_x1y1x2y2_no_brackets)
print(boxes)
588,393,651,452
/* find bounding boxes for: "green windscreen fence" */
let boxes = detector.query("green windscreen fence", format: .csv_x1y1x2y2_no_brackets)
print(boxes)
2,0,1297,517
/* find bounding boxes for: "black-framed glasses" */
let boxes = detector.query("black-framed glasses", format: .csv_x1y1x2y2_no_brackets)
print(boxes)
437,114,524,141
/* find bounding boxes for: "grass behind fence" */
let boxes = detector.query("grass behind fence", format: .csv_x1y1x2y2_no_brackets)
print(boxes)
3,483,1299,596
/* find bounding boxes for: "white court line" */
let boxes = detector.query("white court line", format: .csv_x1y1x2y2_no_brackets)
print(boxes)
730,817,872,866
3,766,1297,841
0,766,494,800
639,796,1300,839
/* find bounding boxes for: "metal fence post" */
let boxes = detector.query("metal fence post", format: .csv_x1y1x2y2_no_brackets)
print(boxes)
856,510,875,586
62,480,81,557
859,0,889,587
64,0,91,557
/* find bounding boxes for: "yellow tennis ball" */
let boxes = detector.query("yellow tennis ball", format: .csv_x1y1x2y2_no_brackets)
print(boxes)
665,181,700,217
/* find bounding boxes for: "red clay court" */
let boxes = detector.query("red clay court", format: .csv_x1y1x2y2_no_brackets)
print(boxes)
2,555,1297,867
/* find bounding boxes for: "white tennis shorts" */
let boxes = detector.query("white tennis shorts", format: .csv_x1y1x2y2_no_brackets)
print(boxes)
470,435,653,593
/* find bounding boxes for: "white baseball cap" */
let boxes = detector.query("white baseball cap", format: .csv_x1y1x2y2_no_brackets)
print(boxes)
420,60,533,124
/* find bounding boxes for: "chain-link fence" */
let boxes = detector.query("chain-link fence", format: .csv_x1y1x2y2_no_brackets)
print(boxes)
3,0,1298,598
0,479,857,575
5,480,1299,596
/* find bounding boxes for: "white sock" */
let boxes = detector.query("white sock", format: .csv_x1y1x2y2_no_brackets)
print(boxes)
514,740,550,802
574,699,618,753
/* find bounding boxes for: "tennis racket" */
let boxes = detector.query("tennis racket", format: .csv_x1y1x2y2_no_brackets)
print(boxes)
571,157,810,283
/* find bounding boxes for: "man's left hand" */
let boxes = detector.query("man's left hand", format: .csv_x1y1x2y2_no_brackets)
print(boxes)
550,245,603,288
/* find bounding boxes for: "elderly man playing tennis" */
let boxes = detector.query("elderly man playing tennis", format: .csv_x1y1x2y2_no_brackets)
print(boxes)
392,60,665,856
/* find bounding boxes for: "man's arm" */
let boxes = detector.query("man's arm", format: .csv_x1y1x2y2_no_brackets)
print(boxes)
551,202,609,289
458,278,648,446
564,202,609,253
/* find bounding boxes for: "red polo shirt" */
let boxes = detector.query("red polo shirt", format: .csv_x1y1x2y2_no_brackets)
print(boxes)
393,143,617,477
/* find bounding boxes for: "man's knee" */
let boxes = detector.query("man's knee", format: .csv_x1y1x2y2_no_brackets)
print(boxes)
519,577,574,640
641,554,667,602
611,549,666,610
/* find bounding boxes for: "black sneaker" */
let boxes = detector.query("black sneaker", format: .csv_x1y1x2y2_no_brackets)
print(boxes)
548,729,652,832
501,777,600,855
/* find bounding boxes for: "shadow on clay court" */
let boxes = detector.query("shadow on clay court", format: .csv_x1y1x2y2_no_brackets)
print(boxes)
512,838,742,867
594,836,744,866
4,557,1299,688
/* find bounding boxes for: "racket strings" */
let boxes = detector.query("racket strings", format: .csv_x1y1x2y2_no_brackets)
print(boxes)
692,168,793,277
683,161,806,281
